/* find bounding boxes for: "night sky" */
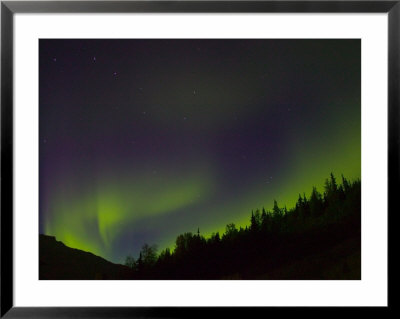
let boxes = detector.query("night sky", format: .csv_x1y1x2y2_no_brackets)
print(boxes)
39,39,361,263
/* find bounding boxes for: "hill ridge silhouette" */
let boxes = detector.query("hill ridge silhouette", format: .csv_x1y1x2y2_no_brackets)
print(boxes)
39,234,134,280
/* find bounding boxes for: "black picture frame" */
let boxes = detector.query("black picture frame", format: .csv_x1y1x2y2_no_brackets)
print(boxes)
1,0,396,317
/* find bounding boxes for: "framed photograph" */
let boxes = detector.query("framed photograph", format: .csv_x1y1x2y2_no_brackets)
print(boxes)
1,0,396,317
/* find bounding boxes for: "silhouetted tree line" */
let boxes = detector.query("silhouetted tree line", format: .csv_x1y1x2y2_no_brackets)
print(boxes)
125,174,361,279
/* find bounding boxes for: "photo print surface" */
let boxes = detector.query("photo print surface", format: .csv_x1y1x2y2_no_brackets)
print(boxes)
39,39,361,280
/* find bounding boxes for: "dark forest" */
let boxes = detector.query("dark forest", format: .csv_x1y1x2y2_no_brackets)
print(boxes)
123,173,361,280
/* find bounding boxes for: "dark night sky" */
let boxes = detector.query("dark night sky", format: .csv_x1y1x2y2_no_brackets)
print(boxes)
39,39,361,263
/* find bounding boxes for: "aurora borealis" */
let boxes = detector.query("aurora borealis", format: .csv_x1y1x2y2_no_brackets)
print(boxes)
39,39,360,263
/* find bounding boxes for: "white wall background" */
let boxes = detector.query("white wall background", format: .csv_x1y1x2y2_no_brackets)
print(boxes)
13,12,387,306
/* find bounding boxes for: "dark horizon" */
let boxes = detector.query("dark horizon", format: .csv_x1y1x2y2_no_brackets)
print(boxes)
39,39,361,263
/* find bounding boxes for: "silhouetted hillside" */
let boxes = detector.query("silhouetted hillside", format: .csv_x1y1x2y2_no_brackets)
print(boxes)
39,235,134,280
126,174,361,280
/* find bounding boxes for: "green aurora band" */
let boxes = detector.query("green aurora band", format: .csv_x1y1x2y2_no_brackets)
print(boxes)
43,105,360,262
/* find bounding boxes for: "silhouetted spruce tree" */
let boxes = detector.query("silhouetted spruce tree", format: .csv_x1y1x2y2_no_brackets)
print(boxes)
250,210,256,232
309,186,323,217
324,173,338,201
224,223,238,241
272,200,280,217
294,194,303,219
330,173,338,192
341,174,350,193
261,209,270,232
213,232,221,243
159,247,171,261
137,252,143,273
141,243,158,267
175,232,194,257
124,255,136,269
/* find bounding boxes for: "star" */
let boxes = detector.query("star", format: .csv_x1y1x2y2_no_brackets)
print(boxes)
52,58,57,62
